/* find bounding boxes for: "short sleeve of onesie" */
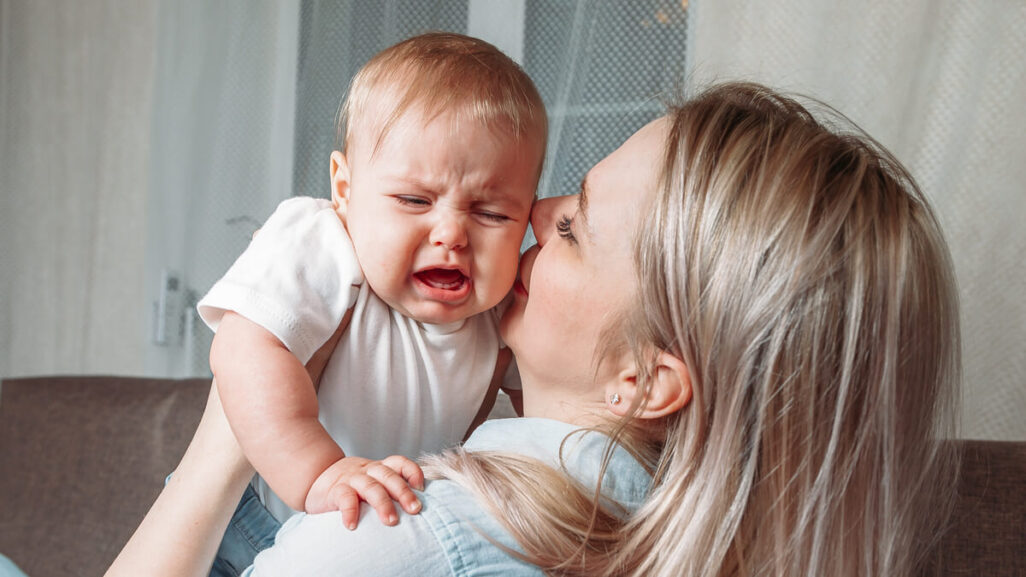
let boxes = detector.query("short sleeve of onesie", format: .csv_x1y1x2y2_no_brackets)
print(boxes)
197,197,363,364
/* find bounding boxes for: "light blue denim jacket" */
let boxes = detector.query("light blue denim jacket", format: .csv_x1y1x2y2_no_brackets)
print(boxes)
243,418,652,576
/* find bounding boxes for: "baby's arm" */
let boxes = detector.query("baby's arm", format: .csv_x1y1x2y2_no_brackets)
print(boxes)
211,311,422,528
210,311,344,510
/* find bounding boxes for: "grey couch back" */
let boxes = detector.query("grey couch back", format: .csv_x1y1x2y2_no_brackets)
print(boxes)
0,376,209,577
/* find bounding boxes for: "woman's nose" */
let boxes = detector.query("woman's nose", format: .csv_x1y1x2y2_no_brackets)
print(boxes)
530,194,578,246
430,212,468,251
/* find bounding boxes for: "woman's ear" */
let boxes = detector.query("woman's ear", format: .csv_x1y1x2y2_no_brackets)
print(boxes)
608,351,692,419
329,150,352,222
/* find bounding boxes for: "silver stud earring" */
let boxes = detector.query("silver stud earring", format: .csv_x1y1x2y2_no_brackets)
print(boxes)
609,393,621,405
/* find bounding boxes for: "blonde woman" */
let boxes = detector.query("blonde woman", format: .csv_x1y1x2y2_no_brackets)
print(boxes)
108,82,960,577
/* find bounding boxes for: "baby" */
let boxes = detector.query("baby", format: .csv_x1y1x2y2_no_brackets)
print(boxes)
196,32,546,574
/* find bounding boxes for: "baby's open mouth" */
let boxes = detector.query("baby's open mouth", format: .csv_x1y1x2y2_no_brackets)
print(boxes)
415,268,468,291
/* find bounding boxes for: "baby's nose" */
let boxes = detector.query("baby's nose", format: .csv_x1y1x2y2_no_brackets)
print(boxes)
430,213,468,250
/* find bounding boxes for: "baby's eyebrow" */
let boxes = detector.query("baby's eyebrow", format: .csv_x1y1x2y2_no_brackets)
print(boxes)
392,175,438,192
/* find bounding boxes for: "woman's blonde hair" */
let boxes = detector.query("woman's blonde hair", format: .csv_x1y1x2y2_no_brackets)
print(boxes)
426,82,961,577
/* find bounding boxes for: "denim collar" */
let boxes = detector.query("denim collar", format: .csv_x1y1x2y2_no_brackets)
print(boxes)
463,417,652,513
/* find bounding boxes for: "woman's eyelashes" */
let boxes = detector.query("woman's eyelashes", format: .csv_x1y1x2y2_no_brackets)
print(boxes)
556,214,577,244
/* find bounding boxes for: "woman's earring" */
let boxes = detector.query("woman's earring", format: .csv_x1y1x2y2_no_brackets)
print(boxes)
609,393,621,405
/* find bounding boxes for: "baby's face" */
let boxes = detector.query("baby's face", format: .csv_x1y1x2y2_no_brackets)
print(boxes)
332,109,541,325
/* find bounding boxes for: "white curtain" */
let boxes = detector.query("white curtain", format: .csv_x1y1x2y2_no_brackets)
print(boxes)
688,0,1026,441
143,0,300,377
0,0,157,379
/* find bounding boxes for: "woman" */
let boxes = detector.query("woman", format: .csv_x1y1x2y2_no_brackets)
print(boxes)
108,82,960,577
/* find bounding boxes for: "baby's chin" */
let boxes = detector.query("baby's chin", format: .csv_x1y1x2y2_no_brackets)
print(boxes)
399,296,496,327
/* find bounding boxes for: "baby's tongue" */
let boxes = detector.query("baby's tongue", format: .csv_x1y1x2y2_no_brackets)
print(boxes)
418,268,465,289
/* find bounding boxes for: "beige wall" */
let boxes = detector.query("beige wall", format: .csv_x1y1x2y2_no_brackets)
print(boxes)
1,0,157,378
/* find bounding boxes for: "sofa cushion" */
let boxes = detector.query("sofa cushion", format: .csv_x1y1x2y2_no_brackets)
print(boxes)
0,376,209,577
923,439,1026,576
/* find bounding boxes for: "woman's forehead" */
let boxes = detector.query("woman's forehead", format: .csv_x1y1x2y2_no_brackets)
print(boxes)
585,117,668,233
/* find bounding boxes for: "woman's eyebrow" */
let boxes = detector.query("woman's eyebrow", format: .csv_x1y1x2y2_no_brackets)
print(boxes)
578,176,593,240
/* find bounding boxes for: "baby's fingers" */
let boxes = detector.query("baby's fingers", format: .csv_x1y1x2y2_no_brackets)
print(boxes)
327,482,362,531
350,474,401,526
370,459,423,516
382,455,426,491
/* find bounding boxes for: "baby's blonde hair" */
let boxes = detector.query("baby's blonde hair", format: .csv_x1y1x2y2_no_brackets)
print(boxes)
337,32,547,170
426,82,960,577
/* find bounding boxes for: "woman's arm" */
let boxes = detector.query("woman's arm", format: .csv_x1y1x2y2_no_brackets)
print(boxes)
106,319,351,577
105,380,253,577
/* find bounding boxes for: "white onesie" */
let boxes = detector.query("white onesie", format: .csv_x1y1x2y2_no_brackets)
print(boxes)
198,196,507,522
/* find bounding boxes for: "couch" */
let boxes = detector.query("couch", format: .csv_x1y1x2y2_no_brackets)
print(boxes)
1,375,1023,576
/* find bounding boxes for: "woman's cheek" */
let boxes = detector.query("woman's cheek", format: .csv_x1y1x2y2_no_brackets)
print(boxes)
534,275,577,335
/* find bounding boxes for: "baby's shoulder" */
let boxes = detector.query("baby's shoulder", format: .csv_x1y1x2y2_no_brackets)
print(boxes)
258,196,349,244
269,196,336,224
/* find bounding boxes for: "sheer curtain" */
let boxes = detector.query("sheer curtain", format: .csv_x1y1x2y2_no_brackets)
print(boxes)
143,0,300,377
688,0,1026,441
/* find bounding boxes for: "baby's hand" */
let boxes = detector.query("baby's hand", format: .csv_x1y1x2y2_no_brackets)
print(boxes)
305,455,425,530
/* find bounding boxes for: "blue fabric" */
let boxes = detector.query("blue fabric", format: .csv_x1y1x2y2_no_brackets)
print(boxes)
209,483,282,577
242,418,652,576
0,554,28,577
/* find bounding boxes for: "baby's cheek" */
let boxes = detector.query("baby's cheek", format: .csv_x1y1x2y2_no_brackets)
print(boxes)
501,243,524,281
478,251,519,303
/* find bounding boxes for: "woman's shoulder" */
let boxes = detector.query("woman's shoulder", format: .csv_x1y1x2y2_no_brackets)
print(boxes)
418,480,545,576
247,508,449,575
464,418,653,510
248,494,542,577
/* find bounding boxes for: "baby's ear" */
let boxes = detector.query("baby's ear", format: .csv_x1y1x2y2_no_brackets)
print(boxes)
608,350,691,420
329,151,352,221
